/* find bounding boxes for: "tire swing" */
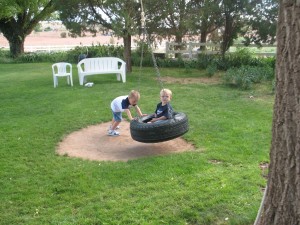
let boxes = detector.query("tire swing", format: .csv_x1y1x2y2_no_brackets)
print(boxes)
131,112,189,143
130,1,189,143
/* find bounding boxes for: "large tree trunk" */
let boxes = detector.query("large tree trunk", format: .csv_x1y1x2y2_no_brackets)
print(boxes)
199,30,207,51
221,14,234,55
0,19,26,57
7,35,25,57
123,34,132,73
174,34,183,58
255,1,300,224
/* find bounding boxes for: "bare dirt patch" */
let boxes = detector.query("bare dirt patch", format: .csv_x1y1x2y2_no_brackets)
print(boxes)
57,121,195,162
160,76,221,85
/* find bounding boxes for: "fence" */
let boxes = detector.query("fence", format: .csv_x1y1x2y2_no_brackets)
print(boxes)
1,42,277,58
165,42,277,58
1,44,101,53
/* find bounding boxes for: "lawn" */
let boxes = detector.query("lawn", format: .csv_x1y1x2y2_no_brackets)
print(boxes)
0,63,274,225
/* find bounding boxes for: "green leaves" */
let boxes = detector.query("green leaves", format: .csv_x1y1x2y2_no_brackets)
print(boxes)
0,0,57,57
0,0,21,18
224,65,274,90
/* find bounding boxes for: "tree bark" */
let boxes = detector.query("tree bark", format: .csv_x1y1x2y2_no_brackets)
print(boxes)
221,13,234,55
255,1,300,224
200,30,207,51
174,35,183,58
123,34,132,73
7,34,25,57
0,19,26,57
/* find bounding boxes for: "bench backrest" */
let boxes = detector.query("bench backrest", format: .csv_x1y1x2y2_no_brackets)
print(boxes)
79,57,123,72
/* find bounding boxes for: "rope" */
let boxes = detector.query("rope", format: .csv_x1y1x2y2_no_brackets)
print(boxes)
138,28,145,92
139,0,164,90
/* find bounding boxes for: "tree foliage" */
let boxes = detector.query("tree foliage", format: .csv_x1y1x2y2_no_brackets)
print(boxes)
0,0,56,57
244,0,278,45
145,0,192,43
218,0,252,54
0,0,21,18
189,0,222,44
142,0,278,54
57,0,141,72
0,0,279,58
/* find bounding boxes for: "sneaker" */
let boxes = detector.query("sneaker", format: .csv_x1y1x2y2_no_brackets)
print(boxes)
107,130,120,136
107,125,120,131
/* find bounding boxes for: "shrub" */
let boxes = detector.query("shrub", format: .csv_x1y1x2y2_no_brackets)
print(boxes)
60,32,67,38
68,33,77,38
206,63,217,77
227,48,257,67
6,45,124,64
0,50,12,63
34,24,42,32
14,51,69,63
0,43,276,77
213,48,266,71
84,45,123,58
44,27,52,32
15,52,39,63
197,53,214,69
260,56,276,70
184,60,193,73
223,65,275,90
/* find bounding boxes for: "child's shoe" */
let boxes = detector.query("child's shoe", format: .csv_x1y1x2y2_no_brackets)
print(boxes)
107,130,120,136
107,125,120,131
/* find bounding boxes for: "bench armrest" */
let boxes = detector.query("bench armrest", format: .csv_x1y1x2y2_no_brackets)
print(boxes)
118,59,126,70
77,62,84,73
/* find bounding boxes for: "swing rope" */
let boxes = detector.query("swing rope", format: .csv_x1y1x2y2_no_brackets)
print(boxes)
130,0,189,143
137,13,145,92
139,0,164,90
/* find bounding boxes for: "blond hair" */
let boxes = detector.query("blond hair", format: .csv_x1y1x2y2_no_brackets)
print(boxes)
160,88,172,97
129,90,140,100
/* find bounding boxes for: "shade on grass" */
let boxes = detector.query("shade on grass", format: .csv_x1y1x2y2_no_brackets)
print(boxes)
0,63,273,224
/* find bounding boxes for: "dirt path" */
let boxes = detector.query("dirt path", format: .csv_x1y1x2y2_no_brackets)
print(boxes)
57,121,194,162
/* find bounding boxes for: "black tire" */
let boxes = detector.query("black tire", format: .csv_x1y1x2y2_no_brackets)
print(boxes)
130,112,189,143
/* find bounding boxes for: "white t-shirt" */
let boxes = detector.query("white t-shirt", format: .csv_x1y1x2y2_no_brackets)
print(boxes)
111,95,132,112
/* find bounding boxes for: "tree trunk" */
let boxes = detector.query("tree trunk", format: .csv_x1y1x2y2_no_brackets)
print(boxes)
0,19,26,57
221,14,233,55
255,1,300,224
175,35,183,58
123,34,132,73
199,30,207,51
8,35,25,57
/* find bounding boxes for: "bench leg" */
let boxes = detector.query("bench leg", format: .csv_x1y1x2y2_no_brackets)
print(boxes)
69,75,73,86
116,74,121,81
54,76,58,88
79,75,84,85
121,72,126,83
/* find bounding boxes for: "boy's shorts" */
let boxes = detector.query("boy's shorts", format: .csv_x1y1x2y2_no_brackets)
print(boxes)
112,111,122,122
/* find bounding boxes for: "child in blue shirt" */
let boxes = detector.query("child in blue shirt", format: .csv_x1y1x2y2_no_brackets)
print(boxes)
149,89,173,123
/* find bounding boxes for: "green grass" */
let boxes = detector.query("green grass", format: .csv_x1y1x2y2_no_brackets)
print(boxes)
0,63,274,225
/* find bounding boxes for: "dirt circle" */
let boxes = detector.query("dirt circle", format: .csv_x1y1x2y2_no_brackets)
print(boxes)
57,121,194,162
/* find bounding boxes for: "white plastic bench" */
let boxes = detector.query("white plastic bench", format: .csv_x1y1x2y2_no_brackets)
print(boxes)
77,57,126,85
